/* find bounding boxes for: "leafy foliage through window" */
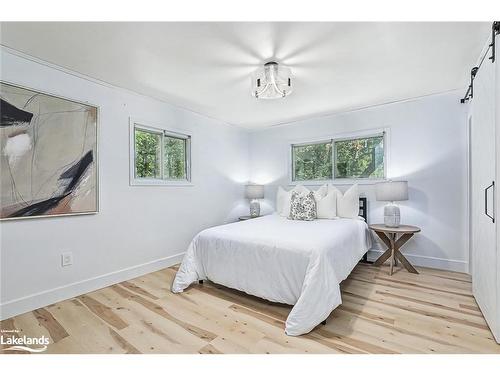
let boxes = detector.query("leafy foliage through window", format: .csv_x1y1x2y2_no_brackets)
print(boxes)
292,142,332,181
134,125,190,182
291,133,385,181
163,135,187,180
135,129,161,179
335,135,384,179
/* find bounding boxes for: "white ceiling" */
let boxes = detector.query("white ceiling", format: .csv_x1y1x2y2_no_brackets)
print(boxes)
0,22,490,128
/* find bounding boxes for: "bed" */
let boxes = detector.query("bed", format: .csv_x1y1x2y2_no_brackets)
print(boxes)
172,198,371,336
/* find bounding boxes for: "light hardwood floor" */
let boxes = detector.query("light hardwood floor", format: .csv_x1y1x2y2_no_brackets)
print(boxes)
1,263,500,354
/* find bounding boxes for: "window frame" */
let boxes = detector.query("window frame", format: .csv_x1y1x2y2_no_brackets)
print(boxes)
129,118,192,186
289,128,389,185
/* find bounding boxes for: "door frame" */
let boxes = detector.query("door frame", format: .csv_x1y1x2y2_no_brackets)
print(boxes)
467,114,473,276
495,32,500,343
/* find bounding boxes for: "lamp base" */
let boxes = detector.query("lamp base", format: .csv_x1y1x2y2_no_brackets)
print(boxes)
384,204,400,227
250,200,260,218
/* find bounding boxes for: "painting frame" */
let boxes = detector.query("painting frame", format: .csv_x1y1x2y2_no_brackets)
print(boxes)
0,80,100,221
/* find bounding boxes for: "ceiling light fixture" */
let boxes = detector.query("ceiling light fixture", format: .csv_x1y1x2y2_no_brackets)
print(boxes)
252,61,293,99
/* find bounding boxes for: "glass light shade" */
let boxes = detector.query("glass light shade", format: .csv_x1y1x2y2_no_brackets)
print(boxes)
252,62,293,99
245,184,264,199
375,181,408,202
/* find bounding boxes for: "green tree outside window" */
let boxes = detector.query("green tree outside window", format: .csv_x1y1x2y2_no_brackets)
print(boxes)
291,134,384,181
135,129,161,179
134,127,190,181
164,136,187,180
334,136,384,179
292,142,333,181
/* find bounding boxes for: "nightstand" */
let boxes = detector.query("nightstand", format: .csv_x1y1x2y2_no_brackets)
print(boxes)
369,224,421,276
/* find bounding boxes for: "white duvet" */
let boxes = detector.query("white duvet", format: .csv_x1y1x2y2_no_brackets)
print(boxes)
172,214,371,336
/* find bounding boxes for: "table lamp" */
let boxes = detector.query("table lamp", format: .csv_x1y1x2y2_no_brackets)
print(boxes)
245,184,264,217
375,181,408,227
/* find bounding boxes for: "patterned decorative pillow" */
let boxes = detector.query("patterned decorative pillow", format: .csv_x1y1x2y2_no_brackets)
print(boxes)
289,191,317,221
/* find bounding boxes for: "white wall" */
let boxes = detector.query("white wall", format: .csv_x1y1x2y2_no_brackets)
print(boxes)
0,47,472,321
249,91,470,272
0,48,250,319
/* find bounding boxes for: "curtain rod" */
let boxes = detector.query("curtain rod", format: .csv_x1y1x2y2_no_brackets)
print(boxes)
461,21,499,104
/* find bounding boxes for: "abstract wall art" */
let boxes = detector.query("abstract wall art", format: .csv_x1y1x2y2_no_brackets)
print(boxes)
0,82,98,220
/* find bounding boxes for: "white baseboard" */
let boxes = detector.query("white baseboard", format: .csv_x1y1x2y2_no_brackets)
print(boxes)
0,252,185,321
367,249,468,273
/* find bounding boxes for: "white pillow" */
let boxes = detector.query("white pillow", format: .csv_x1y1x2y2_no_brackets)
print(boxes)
293,185,310,195
330,184,359,218
314,190,337,219
276,185,310,217
315,183,329,198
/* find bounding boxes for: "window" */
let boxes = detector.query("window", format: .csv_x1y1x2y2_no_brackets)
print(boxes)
334,135,384,179
132,123,191,184
291,132,385,182
292,141,333,181
134,128,162,179
163,135,188,180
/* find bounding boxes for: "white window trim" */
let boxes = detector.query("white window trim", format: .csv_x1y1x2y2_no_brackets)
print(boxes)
129,118,193,186
288,127,390,186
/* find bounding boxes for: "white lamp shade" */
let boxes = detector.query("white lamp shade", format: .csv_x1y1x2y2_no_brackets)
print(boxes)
375,181,408,202
245,184,264,199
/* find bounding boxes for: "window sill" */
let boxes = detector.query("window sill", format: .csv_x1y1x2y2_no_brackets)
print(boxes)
288,178,387,186
130,179,194,187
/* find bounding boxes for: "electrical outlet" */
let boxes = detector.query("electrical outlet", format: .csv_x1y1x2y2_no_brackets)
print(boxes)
61,252,73,267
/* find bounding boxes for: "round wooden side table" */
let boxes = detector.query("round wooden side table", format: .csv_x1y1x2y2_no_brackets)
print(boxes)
369,224,421,276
